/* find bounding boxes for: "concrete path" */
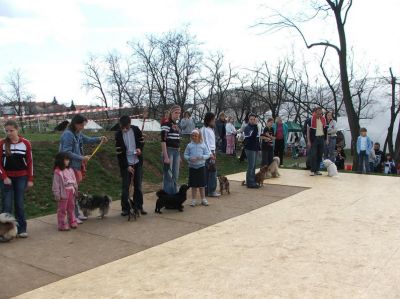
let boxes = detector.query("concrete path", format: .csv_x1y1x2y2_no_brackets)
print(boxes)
0,181,303,299
14,169,400,299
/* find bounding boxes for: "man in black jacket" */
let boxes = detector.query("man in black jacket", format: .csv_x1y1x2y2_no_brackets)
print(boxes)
243,113,260,188
115,115,146,216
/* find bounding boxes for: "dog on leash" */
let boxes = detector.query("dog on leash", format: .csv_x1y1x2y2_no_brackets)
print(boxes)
155,184,190,214
323,159,338,177
266,157,281,178
218,176,230,195
255,165,269,186
0,213,18,242
77,192,112,219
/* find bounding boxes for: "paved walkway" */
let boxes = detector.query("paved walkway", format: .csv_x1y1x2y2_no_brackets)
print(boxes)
0,181,304,299
13,169,400,299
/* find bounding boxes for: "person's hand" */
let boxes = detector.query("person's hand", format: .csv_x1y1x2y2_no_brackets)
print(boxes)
127,166,135,174
83,155,91,162
4,177,11,185
100,136,108,143
136,148,142,156
163,157,170,164
211,153,216,161
27,181,34,188
190,157,198,162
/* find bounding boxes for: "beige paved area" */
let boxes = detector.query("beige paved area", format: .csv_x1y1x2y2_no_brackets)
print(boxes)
0,181,304,299
14,169,400,299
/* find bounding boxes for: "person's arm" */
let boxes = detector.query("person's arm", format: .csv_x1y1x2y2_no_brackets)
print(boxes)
81,134,101,145
183,144,190,162
307,124,311,147
24,140,34,183
203,144,211,160
52,172,62,201
60,133,84,161
0,140,8,181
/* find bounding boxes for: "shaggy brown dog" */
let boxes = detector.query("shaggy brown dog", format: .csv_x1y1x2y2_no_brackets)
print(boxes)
218,176,230,195
266,157,281,178
0,213,18,242
255,165,269,186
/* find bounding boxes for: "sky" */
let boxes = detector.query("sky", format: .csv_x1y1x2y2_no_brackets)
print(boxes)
0,0,399,106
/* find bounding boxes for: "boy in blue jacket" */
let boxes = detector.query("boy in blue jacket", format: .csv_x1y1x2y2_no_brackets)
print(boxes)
356,128,372,173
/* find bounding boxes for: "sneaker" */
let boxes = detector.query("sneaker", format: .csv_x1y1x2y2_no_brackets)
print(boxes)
316,171,322,175
78,215,88,221
310,172,315,176
58,227,70,231
208,192,221,197
121,211,129,217
70,224,78,229
190,200,197,207
17,232,28,238
201,198,209,206
76,218,83,224
140,209,148,215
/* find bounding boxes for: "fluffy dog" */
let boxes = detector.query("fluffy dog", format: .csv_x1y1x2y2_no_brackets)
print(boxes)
155,184,190,214
218,176,230,195
255,165,269,186
0,213,18,242
266,157,281,178
323,159,338,177
77,192,112,219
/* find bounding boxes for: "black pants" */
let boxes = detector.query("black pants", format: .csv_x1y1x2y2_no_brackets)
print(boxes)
239,147,247,162
121,163,143,212
274,139,285,165
261,146,274,167
310,137,325,172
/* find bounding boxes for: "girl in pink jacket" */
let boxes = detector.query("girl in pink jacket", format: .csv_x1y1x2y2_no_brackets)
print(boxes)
52,152,78,231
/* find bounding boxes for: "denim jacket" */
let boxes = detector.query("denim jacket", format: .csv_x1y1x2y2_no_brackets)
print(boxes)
59,129,100,170
184,142,210,169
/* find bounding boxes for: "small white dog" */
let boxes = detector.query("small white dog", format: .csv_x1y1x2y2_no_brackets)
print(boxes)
323,159,338,177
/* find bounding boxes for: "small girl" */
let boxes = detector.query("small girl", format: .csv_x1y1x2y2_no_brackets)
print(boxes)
225,116,237,155
52,152,78,231
184,129,211,207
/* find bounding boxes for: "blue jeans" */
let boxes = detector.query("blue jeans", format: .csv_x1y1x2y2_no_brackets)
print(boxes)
162,147,180,194
324,136,336,162
358,151,370,173
205,159,217,196
1,176,28,233
245,149,257,186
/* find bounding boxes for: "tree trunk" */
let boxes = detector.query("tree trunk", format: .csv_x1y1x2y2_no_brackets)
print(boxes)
334,10,360,170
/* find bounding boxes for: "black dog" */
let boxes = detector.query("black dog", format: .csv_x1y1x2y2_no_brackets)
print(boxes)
77,192,112,219
127,198,140,221
155,184,190,214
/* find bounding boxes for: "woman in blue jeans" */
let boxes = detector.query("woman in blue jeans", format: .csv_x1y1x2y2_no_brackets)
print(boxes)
161,105,182,194
324,111,337,162
0,120,34,238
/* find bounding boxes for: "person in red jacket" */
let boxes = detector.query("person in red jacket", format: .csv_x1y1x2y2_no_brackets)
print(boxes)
0,120,34,238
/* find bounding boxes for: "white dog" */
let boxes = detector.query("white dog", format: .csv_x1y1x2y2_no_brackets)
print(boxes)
323,159,338,177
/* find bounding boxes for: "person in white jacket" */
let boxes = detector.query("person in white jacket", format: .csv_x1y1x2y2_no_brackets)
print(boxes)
225,116,237,155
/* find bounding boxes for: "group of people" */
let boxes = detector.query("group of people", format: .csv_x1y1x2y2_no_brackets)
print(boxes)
1,106,399,237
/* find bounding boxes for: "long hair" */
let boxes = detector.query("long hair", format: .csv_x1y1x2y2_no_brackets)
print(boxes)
68,114,87,132
203,112,215,128
54,152,70,171
4,120,19,157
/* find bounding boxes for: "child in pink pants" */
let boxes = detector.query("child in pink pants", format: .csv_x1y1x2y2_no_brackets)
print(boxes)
52,152,78,231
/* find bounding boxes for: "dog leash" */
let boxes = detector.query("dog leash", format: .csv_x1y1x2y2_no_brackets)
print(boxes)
88,139,104,161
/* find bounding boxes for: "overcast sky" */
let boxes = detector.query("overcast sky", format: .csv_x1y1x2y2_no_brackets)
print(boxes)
0,0,399,105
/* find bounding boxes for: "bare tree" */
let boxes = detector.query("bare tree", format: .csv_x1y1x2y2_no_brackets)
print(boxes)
0,69,33,131
383,68,400,157
203,52,235,115
83,55,110,117
258,0,361,167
